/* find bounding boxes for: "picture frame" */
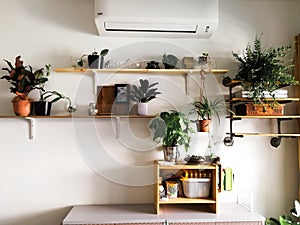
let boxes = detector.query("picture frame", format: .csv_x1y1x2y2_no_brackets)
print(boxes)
114,84,130,104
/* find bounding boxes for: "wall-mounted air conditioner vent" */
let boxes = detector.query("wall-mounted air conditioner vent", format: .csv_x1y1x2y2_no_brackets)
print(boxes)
95,0,219,38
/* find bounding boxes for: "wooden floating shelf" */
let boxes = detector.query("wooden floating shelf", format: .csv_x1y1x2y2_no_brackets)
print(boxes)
0,114,155,139
54,68,229,75
224,80,292,88
0,115,155,119
228,97,299,103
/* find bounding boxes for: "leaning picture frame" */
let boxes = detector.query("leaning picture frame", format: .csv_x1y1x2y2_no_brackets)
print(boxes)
114,84,130,104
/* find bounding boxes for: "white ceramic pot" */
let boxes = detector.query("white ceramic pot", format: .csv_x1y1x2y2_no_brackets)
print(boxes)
137,102,148,115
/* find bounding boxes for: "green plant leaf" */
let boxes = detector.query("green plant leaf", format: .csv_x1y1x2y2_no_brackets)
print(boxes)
100,49,109,56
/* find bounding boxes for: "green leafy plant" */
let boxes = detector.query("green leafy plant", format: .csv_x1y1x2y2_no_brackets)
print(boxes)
77,49,109,67
40,90,76,113
232,35,298,104
191,96,230,122
266,200,300,225
130,79,161,103
148,110,194,151
1,55,51,100
162,54,178,69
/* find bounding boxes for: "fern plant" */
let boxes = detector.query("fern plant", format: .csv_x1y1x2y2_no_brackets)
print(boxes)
232,35,298,104
191,96,230,122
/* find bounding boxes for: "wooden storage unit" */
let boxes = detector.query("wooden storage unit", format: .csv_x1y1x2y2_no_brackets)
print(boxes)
223,79,300,146
154,163,218,215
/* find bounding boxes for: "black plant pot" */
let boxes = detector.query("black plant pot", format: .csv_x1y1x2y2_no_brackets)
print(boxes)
146,61,160,69
163,63,175,69
88,55,100,69
31,101,52,116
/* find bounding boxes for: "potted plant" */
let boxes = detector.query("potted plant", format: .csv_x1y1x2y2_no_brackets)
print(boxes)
33,90,77,115
1,56,50,116
31,90,76,116
148,110,194,162
130,79,161,115
232,35,298,115
162,54,178,69
198,53,209,65
266,200,300,225
86,49,109,69
191,96,229,132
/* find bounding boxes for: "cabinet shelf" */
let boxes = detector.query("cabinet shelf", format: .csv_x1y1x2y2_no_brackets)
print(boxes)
154,162,218,214
54,68,229,75
158,164,216,170
158,197,216,204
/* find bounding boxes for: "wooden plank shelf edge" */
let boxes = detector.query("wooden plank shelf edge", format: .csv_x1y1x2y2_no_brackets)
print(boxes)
54,68,229,75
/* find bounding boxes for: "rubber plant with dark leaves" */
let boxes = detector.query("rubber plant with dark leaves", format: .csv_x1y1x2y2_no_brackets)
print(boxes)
1,56,50,101
130,79,161,103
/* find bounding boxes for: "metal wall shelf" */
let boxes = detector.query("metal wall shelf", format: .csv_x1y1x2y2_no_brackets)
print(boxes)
223,77,300,147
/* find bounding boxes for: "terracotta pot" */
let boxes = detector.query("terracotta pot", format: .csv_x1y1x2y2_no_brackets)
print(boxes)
12,99,31,116
197,120,211,132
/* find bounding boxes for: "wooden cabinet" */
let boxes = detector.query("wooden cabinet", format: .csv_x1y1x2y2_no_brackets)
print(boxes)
154,163,218,215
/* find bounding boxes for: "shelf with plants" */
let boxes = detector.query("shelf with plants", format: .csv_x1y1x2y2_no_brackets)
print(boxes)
224,83,300,147
223,35,300,148
54,68,229,95
0,114,155,140
54,68,229,75
154,162,218,215
0,114,155,119
228,97,299,104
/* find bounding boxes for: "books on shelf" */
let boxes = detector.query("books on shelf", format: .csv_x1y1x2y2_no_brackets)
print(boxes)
233,90,288,98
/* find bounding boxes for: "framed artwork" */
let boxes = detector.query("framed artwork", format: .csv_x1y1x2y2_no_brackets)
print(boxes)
114,84,130,104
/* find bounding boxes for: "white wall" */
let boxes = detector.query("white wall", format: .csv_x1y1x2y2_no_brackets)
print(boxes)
0,0,299,224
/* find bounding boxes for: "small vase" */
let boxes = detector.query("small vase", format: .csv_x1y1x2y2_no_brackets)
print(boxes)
137,102,148,115
12,99,31,116
163,146,180,163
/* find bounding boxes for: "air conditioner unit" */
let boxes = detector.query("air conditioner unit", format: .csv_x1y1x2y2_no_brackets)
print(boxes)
95,0,219,38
